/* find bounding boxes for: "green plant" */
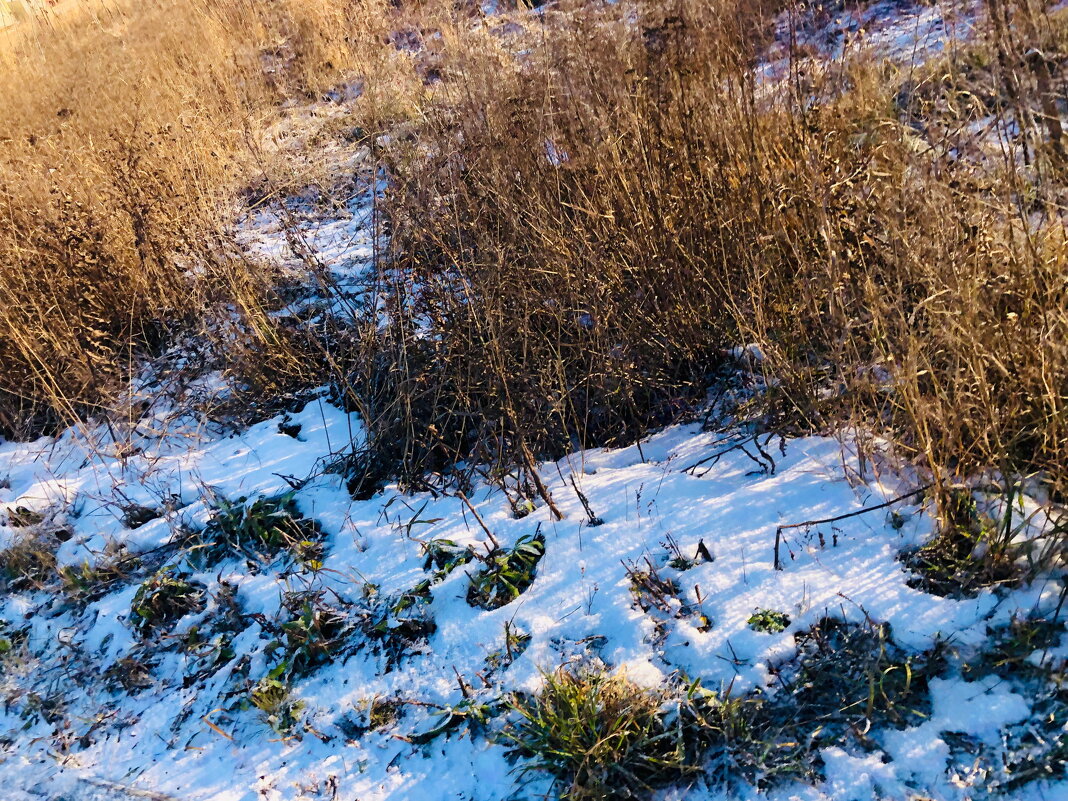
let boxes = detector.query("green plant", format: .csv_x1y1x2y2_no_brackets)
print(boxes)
194,491,323,566
747,609,791,634
250,669,304,735
467,532,545,610
58,558,131,603
506,668,707,800
0,621,25,658
421,538,475,580
390,579,432,616
360,584,438,671
278,592,349,677
185,629,238,673
178,582,245,678
662,533,712,571
130,567,205,635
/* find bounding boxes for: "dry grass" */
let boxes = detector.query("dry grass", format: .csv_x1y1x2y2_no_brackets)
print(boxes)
0,0,407,435
1,0,1066,569
357,0,1068,566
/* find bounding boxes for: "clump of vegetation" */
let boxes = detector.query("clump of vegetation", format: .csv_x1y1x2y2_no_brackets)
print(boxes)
130,568,205,635
467,531,545,610
245,589,349,718
626,557,711,638
747,609,791,634
104,655,156,693
0,0,405,439
390,579,432,616
625,558,681,615
998,679,1068,791
0,532,59,591
902,490,1019,598
361,582,438,672
946,610,1067,792
977,614,1065,680
250,670,304,735
421,538,475,580
662,534,713,572
185,628,238,675
506,669,711,800
0,620,27,659
18,690,66,728
368,696,402,730
183,582,245,676
275,591,350,678
192,491,323,567
369,696,403,730
58,556,133,604
782,617,942,732
359,536,476,669
706,616,946,787
7,507,44,528
989,612,1067,782
121,504,160,529
338,696,404,740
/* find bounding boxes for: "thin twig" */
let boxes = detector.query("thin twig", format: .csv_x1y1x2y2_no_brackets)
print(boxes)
773,485,932,570
456,490,500,550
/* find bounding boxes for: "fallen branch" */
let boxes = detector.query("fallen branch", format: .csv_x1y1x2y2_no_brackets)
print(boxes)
682,432,778,477
456,490,501,550
773,484,932,570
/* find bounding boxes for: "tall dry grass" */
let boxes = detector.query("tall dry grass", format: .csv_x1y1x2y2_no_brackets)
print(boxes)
1,0,1066,566
0,0,407,435
354,0,1068,556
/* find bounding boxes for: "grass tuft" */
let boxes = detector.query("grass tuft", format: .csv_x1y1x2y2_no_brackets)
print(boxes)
507,668,708,800
130,567,205,635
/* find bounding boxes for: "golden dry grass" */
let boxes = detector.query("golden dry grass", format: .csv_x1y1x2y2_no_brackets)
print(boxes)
0,0,411,433
0,0,1065,565
357,0,1068,554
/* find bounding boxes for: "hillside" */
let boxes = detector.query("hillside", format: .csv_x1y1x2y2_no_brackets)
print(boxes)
0,0,1066,798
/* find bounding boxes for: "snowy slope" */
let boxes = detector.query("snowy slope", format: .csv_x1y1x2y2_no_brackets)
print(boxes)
0,397,1065,800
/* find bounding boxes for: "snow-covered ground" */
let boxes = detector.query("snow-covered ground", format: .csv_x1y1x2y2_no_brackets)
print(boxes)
756,0,981,99
0,381,1065,800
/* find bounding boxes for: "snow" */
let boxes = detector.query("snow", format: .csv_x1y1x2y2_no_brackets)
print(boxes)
757,0,981,94
0,407,1065,800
